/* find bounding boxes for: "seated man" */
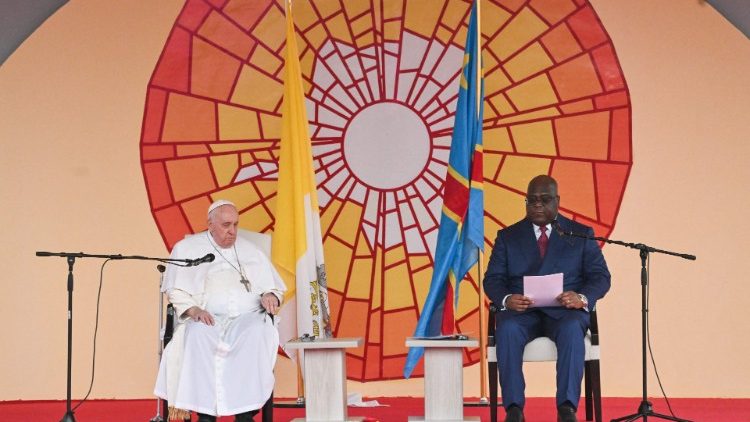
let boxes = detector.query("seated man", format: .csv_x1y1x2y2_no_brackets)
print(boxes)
155,200,286,422
483,175,610,422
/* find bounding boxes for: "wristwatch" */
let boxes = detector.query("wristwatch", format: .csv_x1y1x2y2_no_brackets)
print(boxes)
501,294,512,311
577,294,589,308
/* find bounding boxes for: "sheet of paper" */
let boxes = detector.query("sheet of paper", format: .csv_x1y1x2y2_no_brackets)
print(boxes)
524,273,564,307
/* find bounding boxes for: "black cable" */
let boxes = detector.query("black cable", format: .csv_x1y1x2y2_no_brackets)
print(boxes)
71,258,112,412
645,253,680,418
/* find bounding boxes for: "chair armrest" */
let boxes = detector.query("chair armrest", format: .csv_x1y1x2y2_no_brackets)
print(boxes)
589,307,599,346
163,303,176,347
487,302,497,347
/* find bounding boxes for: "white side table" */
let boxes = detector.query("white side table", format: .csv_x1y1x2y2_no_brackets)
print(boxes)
406,337,480,422
286,337,364,422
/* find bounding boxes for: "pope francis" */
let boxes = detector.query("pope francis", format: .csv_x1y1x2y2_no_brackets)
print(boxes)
155,200,286,422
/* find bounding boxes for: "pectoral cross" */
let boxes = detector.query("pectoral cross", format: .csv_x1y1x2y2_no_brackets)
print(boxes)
240,277,250,292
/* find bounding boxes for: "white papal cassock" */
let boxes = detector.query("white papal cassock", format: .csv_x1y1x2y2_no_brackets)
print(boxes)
154,231,286,417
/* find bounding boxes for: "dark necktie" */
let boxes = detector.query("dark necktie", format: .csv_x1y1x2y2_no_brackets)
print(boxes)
538,225,548,258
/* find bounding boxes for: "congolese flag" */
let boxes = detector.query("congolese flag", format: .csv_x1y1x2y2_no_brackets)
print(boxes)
404,0,484,378
272,2,332,357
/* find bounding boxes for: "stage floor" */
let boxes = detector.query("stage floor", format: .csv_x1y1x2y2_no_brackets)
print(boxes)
2,397,748,421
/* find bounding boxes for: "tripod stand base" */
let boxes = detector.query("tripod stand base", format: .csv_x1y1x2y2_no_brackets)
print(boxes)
463,397,490,406
273,397,306,408
60,411,76,422
611,400,692,422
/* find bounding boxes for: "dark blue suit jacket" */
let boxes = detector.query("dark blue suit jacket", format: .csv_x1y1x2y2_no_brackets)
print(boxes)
483,215,611,318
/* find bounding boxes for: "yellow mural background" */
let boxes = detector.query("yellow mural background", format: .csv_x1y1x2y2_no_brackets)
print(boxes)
0,0,748,400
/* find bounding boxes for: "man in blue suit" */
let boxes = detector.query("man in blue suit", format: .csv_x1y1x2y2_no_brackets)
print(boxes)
484,175,611,422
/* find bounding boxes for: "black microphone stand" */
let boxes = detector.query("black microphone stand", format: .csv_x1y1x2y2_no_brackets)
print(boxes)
150,264,167,422
553,223,695,422
35,251,202,422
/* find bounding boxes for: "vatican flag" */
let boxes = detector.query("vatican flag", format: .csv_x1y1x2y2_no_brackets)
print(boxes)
272,2,332,357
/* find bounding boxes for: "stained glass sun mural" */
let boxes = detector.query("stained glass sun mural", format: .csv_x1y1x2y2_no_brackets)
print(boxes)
140,0,631,381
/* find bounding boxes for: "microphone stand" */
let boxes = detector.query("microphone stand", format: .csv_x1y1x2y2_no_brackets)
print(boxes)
35,251,202,422
553,223,695,422
150,264,167,422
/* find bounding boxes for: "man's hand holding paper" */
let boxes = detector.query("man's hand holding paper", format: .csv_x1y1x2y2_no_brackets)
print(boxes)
524,273,564,307
505,293,534,312
557,290,587,310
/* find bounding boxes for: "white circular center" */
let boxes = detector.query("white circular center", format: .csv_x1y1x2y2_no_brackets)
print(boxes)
343,102,430,190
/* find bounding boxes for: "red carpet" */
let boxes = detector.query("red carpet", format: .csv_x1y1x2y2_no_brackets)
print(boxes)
3,397,749,421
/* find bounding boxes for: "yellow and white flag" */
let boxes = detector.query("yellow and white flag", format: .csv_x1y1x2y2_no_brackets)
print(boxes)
272,2,332,356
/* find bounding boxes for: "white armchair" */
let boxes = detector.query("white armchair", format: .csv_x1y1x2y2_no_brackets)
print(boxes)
487,303,602,422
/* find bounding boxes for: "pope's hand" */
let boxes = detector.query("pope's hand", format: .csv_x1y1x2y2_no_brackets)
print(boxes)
186,306,215,326
261,293,280,314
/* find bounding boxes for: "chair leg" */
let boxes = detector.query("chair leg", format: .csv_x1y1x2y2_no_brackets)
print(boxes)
489,361,498,422
235,410,259,422
261,391,273,422
584,361,593,421
162,399,191,422
589,360,602,422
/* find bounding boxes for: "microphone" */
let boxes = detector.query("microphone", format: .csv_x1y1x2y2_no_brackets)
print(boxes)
551,219,575,245
191,253,215,266
551,219,563,235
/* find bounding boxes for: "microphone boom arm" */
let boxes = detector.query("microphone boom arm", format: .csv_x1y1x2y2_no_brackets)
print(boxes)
552,222,696,261
35,251,202,266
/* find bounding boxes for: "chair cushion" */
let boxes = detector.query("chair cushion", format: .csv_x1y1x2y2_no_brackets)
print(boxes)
522,332,598,361
487,331,599,362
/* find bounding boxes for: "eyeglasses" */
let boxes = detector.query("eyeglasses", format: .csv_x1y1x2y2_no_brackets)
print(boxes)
525,195,556,206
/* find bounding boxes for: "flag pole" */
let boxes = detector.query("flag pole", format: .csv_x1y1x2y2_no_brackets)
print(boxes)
285,0,306,407
478,251,489,403
476,0,490,404
464,0,489,406
476,0,482,110
296,357,305,404
290,0,305,406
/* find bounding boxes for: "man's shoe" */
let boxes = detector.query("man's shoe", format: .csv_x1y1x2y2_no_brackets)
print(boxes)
197,413,217,422
234,409,259,422
557,403,578,422
504,405,524,422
